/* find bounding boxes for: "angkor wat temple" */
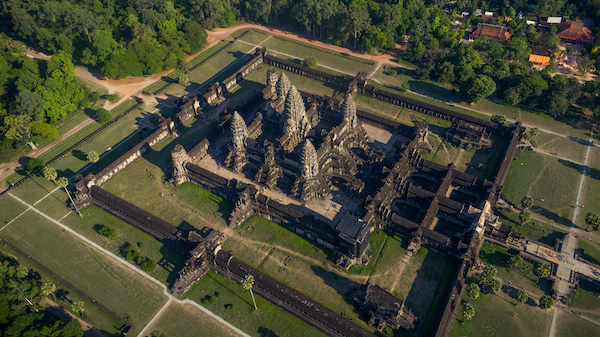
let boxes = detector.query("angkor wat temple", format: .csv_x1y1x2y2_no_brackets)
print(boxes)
71,47,525,336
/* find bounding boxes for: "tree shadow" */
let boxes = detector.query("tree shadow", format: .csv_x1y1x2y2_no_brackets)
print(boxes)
72,149,88,161
559,158,600,182
258,327,279,337
531,205,574,229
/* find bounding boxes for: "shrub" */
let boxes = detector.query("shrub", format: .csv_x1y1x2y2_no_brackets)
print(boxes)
208,296,216,304
202,298,209,305
301,57,317,68
95,108,113,124
139,258,156,272
25,157,45,174
225,304,235,311
121,243,141,261
105,94,120,103
97,225,118,240
214,292,221,298
491,114,507,125
540,295,554,309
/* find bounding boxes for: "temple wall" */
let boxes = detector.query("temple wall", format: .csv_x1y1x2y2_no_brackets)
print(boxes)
95,121,173,186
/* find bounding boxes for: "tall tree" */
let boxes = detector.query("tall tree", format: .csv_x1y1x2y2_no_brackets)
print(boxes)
585,212,600,231
241,274,257,310
347,0,371,49
516,290,528,305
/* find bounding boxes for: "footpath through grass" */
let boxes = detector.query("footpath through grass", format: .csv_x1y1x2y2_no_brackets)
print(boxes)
146,302,240,337
555,310,600,337
1,209,167,336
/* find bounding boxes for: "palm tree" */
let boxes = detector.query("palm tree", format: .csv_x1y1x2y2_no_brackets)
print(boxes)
462,303,475,320
57,177,82,217
535,263,551,282
516,290,528,305
86,151,99,163
43,168,57,182
41,282,56,300
241,274,257,310
72,300,85,316
521,196,534,209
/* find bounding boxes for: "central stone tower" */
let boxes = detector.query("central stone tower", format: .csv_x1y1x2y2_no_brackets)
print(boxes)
225,111,249,172
283,85,310,149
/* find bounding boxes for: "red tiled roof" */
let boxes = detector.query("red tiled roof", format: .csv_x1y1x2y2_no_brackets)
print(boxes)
556,20,594,43
472,23,511,43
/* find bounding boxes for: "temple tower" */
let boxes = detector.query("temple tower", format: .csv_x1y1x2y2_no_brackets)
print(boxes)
341,93,357,128
225,111,248,172
295,139,328,201
171,144,191,186
267,69,278,95
301,140,319,179
283,85,310,147
276,73,291,99
231,111,248,149
255,144,282,188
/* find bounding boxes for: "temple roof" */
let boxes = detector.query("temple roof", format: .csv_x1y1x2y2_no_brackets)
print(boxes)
556,20,594,43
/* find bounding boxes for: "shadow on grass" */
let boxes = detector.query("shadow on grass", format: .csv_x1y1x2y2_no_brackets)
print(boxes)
206,273,254,308
559,158,600,182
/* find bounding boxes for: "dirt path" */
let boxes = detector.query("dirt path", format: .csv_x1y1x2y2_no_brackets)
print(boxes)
41,298,108,337
222,227,370,283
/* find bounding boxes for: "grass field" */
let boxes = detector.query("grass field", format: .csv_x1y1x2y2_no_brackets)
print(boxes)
185,272,325,337
502,151,580,228
258,34,375,75
567,285,600,322
368,235,456,336
1,210,167,335
554,310,600,337
578,146,600,232
450,290,554,337
479,243,552,298
145,303,239,337
530,132,588,163
0,244,126,336
0,194,28,224
372,66,589,140
579,239,600,265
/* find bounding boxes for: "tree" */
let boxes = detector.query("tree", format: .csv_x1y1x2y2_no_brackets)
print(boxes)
462,303,475,320
302,57,317,68
87,151,99,163
521,196,534,209
30,121,59,141
178,73,189,85
539,295,554,309
95,108,112,124
43,168,57,182
490,279,502,293
241,274,257,310
508,255,524,270
347,0,371,49
1,114,36,150
491,114,507,125
519,209,532,225
71,300,85,316
516,290,528,305
530,127,539,138
15,91,44,121
25,158,44,175
535,263,551,281
41,282,56,299
585,212,600,231
57,177,82,217
460,74,496,103
466,283,480,301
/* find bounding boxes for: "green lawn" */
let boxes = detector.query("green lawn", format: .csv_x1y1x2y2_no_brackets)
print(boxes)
0,194,28,224
496,211,567,247
260,35,375,75
579,239,600,266
146,302,239,337
451,291,554,337
530,132,588,163
555,310,600,337
373,66,589,140
184,272,325,337
0,244,126,336
368,236,456,337
502,151,580,228
578,146,600,232
567,285,600,322
479,242,552,298
1,210,167,335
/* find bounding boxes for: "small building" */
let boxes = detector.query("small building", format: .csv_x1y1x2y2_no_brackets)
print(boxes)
335,214,371,266
556,20,594,44
471,23,511,43
529,46,552,64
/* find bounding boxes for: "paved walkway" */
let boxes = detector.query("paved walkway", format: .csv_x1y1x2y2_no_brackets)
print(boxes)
6,192,250,337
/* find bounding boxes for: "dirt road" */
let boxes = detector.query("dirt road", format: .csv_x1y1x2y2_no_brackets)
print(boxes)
41,298,108,337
